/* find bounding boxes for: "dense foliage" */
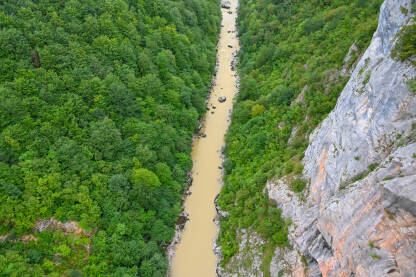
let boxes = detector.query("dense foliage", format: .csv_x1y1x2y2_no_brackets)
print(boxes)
0,0,220,275
392,23,416,65
218,0,383,274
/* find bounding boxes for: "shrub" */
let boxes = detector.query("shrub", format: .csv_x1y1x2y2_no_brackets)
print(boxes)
400,6,408,15
252,104,266,117
303,16,325,34
293,161,304,174
368,163,379,172
392,24,416,64
370,253,381,259
284,160,295,175
407,79,416,92
291,178,307,193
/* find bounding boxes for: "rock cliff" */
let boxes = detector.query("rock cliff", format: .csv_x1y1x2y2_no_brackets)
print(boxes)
219,0,415,276
267,0,416,276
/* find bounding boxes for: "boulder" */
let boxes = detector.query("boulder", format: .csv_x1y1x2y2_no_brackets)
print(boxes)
221,1,231,9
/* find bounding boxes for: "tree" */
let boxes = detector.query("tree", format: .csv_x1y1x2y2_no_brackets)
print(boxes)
89,118,122,160
251,104,266,117
130,168,161,209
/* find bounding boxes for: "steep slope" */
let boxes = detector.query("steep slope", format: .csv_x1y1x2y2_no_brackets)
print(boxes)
217,0,385,275
267,0,416,275
218,0,415,276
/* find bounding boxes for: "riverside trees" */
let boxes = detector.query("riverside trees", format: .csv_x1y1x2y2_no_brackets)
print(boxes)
218,0,384,274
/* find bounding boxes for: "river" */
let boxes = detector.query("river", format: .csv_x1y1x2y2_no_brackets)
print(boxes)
170,0,240,276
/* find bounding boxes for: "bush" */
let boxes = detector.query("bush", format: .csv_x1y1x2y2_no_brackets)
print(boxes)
69,270,83,277
291,178,307,193
251,104,266,117
407,79,416,92
284,160,295,175
303,16,325,34
293,162,304,174
392,24,416,64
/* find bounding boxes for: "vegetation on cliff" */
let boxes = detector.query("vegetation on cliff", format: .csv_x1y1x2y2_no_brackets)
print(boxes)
218,0,384,274
392,23,416,65
0,0,220,275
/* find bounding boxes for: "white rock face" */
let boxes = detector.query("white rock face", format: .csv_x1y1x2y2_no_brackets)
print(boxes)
267,0,416,276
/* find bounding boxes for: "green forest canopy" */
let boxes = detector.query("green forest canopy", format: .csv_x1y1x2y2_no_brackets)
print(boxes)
0,0,220,276
218,0,383,274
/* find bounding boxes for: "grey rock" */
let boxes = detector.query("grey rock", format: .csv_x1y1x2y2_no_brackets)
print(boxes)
219,1,416,276
290,85,308,107
341,42,360,76
343,42,359,64
221,1,231,9
287,125,299,145
266,0,416,276
218,96,227,103
220,229,265,277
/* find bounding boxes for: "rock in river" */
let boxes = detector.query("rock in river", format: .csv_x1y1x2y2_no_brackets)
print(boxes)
218,96,226,103
221,1,231,9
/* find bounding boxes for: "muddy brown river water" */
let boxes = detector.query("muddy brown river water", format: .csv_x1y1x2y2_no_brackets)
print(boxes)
170,1,240,276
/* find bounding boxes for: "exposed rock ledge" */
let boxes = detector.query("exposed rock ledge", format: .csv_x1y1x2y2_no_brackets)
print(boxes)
266,0,416,276
0,217,91,243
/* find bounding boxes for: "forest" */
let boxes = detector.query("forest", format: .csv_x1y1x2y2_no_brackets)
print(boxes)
0,0,220,276
217,0,385,274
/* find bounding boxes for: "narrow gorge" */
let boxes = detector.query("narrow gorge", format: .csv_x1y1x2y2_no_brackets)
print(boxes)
0,0,414,276
170,0,240,276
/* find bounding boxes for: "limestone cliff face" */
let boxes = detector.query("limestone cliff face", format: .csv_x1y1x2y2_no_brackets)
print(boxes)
267,0,416,276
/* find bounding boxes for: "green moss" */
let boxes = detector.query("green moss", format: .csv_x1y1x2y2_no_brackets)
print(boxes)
261,243,276,277
363,71,371,85
368,163,379,172
400,6,409,15
349,163,378,184
368,240,375,248
385,208,395,220
392,24,416,64
370,253,381,259
407,79,416,92
293,161,304,174
359,58,370,75
301,255,308,266
351,171,369,183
